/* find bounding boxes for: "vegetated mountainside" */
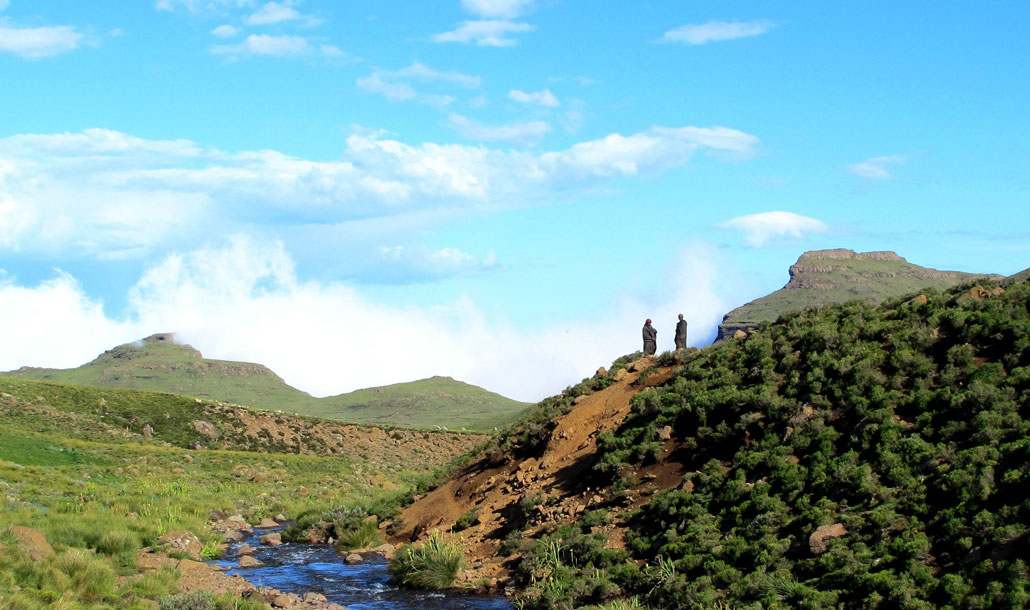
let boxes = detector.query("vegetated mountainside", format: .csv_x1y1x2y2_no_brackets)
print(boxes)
718,249,1001,340
1012,267,1030,282
396,277,1030,609
0,376,479,462
7,333,530,431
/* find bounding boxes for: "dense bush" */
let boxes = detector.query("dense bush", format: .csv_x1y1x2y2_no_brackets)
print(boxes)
582,279,1030,609
389,531,466,590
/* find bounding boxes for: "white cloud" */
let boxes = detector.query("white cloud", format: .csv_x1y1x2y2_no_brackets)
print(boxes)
448,113,551,145
0,125,757,258
433,20,533,47
245,1,320,26
376,244,498,281
0,238,730,402
717,211,828,247
211,33,341,58
662,19,774,45
357,62,480,104
508,88,559,108
0,24,83,59
847,154,909,180
155,0,254,14
461,0,534,18
211,24,241,37
0,1,9,11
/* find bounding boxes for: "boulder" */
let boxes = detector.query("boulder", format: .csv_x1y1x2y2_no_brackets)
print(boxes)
271,593,293,608
156,530,203,560
344,553,363,564
657,425,673,441
372,543,396,559
613,368,628,382
809,523,848,554
595,366,607,377
239,555,264,568
257,518,278,528
223,530,245,543
237,544,257,556
733,330,748,340
303,592,328,603
260,533,282,547
10,526,54,561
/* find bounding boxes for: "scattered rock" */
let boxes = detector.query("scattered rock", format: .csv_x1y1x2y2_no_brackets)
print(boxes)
271,593,293,608
239,555,264,568
809,523,848,554
257,518,278,528
371,543,396,559
344,553,363,564
142,424,154,439
275,513,287,522
303,592,327,603
733,330,748,340
191,419,218,438
595,366,607,377
573,395,588,405
905,294,928,307
237,544,257,556
613,368,628,381
657,425,673,441
10,526,54,561
260,533,282,547
223,530,245,543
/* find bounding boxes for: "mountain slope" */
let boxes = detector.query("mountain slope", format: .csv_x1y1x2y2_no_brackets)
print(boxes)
6,333,530,431
1012,267,1030,282
718,248,1000,339
394,277,1030,608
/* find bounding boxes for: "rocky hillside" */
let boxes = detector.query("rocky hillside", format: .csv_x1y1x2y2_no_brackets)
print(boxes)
718,248,1000,339
1012,267,1030,282
7,333,530,431
394,276,1030,609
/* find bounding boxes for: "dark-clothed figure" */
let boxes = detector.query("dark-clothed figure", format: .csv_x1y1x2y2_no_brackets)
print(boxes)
642,319,657,355
675,314,688,350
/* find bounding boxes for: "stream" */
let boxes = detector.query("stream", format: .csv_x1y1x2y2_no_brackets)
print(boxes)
210,526,513,609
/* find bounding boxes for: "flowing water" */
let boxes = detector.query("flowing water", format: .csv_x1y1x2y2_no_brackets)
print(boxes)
210,526,513,610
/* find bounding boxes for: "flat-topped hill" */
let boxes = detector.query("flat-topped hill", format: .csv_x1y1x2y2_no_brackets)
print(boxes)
718,248,1000,339
6,334,530,431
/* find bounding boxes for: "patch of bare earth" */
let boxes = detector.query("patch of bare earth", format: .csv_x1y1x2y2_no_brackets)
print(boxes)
393,356,685,590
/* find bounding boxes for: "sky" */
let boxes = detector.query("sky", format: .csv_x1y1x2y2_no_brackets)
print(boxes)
1,0,1028,402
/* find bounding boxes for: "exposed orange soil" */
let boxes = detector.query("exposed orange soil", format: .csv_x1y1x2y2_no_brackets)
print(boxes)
392,356,683,588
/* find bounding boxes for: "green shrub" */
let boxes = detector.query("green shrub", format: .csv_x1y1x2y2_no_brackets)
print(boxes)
389,531,466,590
159,591,216,610
57,548,117,601
336,520,382,551
452,509,479,532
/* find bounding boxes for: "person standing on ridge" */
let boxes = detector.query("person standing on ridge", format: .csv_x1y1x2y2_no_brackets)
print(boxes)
675,314,688,350
642,319,657,355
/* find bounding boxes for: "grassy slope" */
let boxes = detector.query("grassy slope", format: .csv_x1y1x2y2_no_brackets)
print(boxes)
316,376,529,430
0,378,478,609
719,249,996,337
8,335,530,431
1012,267,1030,282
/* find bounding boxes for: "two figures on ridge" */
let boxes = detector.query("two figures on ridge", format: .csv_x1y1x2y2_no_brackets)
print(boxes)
642,314,687,355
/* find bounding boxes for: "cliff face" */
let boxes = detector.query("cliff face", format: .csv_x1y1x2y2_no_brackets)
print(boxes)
717,249,1000,340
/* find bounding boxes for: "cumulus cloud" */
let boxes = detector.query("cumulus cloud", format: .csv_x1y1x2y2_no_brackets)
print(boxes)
848,154,909,180
211,33,342,58
357,62,480,104
210,24,241,37
461,0,534,18
0,24,84,59
448,113,552,145
0,238,730,401
433,20,533,47
0,125,757,258
155,0,254,14
662,19,774,45
717,211,828,247
508,88,559,108
246,1,320,26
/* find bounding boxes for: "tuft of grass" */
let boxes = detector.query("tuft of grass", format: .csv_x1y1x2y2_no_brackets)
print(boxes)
335,520,382,551
452,509,479,532
158,591,215,610
389,531,466,590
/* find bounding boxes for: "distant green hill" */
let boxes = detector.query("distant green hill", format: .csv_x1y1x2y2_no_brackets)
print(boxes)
6,333,530,431
718,248,1000,339
1011,267,1030,282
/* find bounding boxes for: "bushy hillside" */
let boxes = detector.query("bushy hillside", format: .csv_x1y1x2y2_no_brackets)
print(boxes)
718,249,999,339
7,334,531,431
395,278,1030,609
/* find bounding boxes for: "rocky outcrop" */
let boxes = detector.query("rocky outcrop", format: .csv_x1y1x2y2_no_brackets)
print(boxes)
10,526,55,561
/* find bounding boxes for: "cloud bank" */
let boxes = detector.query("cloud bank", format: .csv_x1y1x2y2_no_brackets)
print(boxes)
0,238,731,402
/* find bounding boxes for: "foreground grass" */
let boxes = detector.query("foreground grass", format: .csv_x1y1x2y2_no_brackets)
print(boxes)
0,384,472,609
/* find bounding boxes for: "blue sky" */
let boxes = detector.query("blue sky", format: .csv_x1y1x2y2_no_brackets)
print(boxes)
1,0,1027,401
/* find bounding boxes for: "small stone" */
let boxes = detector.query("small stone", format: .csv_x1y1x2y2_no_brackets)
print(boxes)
657,425,673,441
274,513,287,522
271,593,293,608
257,518,278,528
260,533,282,547
239,555,264,568
237,544,257,556
303,592,327,603
345,553,363,564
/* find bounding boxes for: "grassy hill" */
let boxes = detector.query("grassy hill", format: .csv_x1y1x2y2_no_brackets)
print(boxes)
718,248,1000,339
0,377,480,609
1012,267,1030,282
392,276,1030,608
7,333,530,431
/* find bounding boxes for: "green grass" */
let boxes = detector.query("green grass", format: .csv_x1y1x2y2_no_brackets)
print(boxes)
0,431,107,467
389,531,466,590
6,335,530,431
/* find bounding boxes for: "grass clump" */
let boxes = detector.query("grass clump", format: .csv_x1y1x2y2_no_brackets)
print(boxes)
335,520,382,551
389,531,466,590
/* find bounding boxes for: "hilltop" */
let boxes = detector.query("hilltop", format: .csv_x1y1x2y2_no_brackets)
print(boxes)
1012,267,1030,282
718,248,1000,339
7,333,531,431
392,276,1030,608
